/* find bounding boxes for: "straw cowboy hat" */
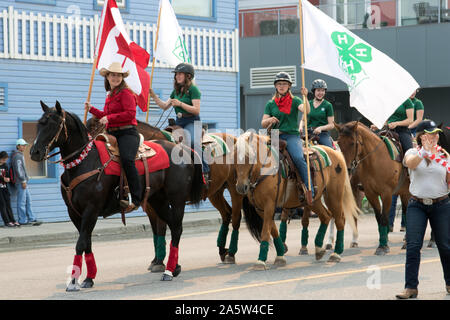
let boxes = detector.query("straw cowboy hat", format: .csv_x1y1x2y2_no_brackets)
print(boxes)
99,62,130,78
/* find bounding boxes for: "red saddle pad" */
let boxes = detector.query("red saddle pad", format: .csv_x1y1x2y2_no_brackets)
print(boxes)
94,140,170,176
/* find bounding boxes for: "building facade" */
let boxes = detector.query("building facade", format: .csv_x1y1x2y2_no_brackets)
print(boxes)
239,0,450,132
0,0,239,223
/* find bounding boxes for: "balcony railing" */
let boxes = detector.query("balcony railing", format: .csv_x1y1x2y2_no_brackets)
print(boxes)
239,0,450,37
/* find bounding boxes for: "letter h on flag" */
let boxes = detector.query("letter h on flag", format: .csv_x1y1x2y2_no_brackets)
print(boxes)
95,0,150,112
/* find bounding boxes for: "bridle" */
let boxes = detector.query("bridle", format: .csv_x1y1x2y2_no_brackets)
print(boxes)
43,110,68,162
347,126,384,175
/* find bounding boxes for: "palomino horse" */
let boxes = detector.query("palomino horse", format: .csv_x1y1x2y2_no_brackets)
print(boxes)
234,132,359,270
31,101,204,290
335,121,411,255
86,118,244,266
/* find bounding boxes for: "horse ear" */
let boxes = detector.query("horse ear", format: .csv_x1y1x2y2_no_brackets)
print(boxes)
40,100,49,113
55,101,62,114
438,122,443,129
334,121,343,132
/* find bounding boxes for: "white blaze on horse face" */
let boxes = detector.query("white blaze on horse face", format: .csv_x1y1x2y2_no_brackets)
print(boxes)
236,131,257,164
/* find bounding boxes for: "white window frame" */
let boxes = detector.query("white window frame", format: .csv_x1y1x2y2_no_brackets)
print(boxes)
97,0,126,8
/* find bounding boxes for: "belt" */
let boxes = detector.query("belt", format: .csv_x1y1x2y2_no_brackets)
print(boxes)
107,125,136,132
411,195,448,205
177,112,195,118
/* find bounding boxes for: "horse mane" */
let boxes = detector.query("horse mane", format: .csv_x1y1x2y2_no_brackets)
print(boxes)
65,110,89,142
342,121,381,141
136,119,161,132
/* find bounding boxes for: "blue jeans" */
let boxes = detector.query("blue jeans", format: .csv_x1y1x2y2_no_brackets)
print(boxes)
404,198,450,289
17,186,36,224
318,131,333,148
389,195,406,228
176,116,210,174
280,133,313,198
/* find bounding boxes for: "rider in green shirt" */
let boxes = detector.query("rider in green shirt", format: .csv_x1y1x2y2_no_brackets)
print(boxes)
407,89,424,137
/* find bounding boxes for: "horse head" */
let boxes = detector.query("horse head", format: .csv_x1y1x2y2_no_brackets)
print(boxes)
335,121,362,171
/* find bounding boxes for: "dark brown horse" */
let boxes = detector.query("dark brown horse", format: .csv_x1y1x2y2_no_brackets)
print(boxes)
86,118,244,267
234,132,359,269
31,101,204,290
335,121,411,255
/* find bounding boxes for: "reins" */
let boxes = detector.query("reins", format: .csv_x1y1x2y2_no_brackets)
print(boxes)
349,126,385,175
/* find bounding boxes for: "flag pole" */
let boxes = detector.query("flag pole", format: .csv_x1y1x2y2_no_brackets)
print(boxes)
84,55,99,125
146,5,163,123
298,0,312,205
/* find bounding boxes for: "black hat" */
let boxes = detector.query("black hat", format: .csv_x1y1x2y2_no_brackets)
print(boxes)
274,72,292,85
416,120,442,134
172,63,195,78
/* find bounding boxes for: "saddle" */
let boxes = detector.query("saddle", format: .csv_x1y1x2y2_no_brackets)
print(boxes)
377,129,403,162
95,133,156,159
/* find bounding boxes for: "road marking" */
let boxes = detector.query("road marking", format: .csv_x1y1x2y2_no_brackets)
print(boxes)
154,258,440,300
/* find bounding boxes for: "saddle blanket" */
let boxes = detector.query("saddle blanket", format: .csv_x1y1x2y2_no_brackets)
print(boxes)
382,136,401,161
94,140,170,176
310,145,332,169
202,134,230,158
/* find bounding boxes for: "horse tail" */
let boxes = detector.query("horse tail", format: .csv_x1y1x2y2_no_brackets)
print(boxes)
242,196,263,242
339,153,361,236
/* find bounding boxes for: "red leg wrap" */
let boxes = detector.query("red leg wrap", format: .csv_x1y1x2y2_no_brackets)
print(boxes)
166,242,179,273
85,253,97,279
72,255,83,279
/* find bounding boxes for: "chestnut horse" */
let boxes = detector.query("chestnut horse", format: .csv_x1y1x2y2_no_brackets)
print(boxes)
31,102,204,290
335,121,411,255
86,118,244,267
234,132,359,270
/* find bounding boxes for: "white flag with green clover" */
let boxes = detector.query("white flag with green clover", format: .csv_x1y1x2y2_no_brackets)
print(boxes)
154,0,191,66
301,0,419,128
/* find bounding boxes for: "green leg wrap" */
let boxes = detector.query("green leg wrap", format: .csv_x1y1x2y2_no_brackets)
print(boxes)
274,236,285,256
228,229,239,255
301,227,309,247
378,224,388,247
258,241,270,262
156,235,166,261
217,224,229,248
279,221,287,243
334,230,344,255
314,223,328,248
153,234,158,252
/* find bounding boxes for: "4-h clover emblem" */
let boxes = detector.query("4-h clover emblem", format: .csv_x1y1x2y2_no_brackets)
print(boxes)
172,36,191,63
331,31,372,76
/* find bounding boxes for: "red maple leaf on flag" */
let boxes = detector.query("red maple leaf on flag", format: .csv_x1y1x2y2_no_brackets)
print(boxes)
115,33,134,65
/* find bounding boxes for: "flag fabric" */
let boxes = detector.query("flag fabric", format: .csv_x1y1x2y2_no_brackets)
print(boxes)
154,0,191,66
301,0,419,129
95,0,150,112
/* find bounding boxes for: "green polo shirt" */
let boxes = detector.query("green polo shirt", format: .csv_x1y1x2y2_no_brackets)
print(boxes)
264,96,303,135
387,99,414,124
411,97,424,121
307,99,334,128
170,84,201,115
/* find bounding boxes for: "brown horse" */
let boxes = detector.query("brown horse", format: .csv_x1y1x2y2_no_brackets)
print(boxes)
234,132,359,270
86,118,244,267
335,121,411,255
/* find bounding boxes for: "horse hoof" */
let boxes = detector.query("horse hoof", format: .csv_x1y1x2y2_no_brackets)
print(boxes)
150,263,166,273
427,241,435,248
328,253,341,263
253,260,267,271
383,245,390,253
80,278,94,289
325,244,333,250
274,256,287,267
350,242,358,248
161,271,173,281
173,264,181,277
299,247,308,255
284,243,288,254
315,247,326,261
66,279,80,292
223,255,236,264
219,248,229,262
375,246,388,256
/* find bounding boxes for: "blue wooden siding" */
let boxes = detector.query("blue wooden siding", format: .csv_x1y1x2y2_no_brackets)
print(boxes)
0,0,238,224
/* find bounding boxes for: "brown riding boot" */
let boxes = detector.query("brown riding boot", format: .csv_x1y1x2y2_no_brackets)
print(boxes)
395,288,418,299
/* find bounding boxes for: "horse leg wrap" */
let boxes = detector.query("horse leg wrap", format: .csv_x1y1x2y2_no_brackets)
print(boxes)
71,255,83,279
217,224,229,248
378,225,388,247
279,221,287,243
156,235,167,261
301,227,309,247
85,253,97,279
274,236,285,257
166,242,179,273
314,223,328,248
334,230,344,255
228,229,239,255
258,241,270,262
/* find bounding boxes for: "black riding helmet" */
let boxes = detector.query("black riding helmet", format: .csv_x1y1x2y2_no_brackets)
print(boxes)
172,62,195,79
274,72,293,85
311,79,327,93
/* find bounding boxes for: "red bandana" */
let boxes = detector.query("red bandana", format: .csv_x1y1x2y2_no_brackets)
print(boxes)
274,94,292,114
418,145,450,173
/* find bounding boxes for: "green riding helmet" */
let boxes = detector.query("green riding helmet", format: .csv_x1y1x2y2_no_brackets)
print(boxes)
311,79,327,92
172,63,195,79
274,72,293,85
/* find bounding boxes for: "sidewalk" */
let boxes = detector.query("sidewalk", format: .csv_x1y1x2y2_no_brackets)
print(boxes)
0,210,222,247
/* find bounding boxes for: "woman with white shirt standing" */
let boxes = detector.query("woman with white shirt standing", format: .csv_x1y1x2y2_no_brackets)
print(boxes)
396,120,450,299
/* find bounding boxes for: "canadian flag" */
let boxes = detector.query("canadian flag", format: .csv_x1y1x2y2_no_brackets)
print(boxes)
95,0,150,111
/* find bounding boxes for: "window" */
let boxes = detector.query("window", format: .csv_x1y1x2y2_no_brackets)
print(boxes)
172,0,216,20
19,120,57,182
0,83,7,111
97,0,126,8
14,0,56,5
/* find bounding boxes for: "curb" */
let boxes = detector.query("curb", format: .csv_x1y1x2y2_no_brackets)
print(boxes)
0,217,221,247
